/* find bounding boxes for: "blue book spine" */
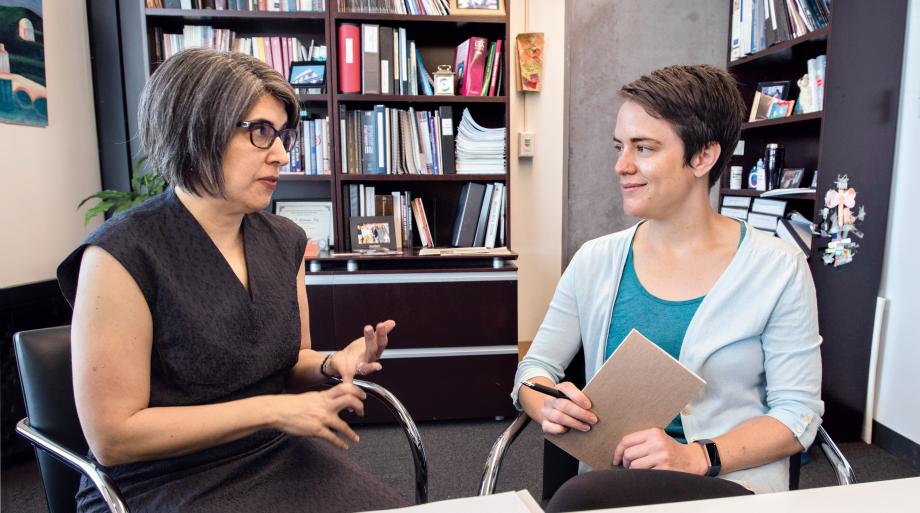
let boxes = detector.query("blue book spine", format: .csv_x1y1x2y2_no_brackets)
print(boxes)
416,48,434,96
309,119,317,175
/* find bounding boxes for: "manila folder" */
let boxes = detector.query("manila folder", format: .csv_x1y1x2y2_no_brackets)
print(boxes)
546,329,705,470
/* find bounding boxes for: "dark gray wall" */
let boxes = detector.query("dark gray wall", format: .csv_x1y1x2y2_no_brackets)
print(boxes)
563,0,729,263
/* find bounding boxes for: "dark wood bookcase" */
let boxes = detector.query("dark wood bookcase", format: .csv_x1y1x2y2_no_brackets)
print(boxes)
88,0,519,422
719,0,908,440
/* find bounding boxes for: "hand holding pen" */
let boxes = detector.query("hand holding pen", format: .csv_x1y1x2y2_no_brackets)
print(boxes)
521,380,598,435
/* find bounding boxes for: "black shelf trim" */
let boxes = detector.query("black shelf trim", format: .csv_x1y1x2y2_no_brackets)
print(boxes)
720,188,816,200
742,111,823,130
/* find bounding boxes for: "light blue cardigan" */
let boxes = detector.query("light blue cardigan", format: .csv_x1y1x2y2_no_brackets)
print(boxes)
513,222,824,493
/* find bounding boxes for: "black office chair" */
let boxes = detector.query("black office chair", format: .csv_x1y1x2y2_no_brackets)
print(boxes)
14,326,429,513
479,349,855,499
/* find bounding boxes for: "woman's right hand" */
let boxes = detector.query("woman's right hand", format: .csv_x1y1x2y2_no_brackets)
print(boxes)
273,383,366,449
539,381,598,435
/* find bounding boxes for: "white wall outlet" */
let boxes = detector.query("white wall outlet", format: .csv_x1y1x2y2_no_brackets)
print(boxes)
519,131,535,158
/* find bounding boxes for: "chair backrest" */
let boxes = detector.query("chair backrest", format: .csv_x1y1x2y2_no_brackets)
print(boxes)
14,325,85,513
540,348,805,500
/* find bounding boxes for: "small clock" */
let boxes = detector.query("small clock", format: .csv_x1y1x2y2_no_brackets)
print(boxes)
433,65,456,96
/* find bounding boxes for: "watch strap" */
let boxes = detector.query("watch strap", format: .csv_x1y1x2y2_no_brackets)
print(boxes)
695,438,722,477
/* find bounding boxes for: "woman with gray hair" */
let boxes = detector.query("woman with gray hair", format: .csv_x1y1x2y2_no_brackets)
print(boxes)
57,49,407,512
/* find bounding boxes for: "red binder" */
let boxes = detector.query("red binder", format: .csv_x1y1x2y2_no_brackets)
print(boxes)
338,23,361,94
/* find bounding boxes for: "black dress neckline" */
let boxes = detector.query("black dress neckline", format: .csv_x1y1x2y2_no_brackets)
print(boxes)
166,187,258,304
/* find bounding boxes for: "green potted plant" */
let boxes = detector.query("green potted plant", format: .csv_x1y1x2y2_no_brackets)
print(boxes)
79,156,166,225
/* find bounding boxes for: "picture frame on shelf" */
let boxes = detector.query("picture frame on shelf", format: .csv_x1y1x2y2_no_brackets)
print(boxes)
350,216,397,251
449,0,506,16
273,200,334,249
289,61,326,94
756,80,793,100
780,168,806,189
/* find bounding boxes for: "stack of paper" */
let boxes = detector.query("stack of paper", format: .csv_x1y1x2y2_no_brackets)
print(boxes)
455,108,507,174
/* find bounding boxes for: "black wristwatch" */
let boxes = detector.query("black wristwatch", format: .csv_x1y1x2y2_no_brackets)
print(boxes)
695,439,721,477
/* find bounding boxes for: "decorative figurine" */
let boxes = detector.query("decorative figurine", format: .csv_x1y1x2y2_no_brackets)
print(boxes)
814,174,867,267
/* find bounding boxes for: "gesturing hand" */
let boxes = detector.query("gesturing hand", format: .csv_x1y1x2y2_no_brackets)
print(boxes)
539,381,598,435
328,320,396,383
612,428,709,474
274,383,366,450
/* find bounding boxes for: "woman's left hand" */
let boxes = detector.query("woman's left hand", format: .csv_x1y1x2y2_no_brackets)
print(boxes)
327,320,396,383
612,428,709,475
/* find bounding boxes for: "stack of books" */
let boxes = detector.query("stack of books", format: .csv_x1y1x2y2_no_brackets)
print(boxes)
455,108,506,175
720,196,813,258
337,0,448,15
155,27,314,80
147,0,325,11
282,115,331,175
454,37,503,97
451,182,506,248
338,105,455,175
730,0,830,61
338,24,440,96
345,187,440,248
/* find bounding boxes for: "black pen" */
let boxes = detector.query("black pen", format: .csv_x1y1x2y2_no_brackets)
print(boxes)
521,380,567,399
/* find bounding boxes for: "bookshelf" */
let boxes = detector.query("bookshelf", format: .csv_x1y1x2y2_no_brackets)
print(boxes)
719,0,909,441
93,0,519,422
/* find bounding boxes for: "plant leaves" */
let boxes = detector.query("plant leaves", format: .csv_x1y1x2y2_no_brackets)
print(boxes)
78,190,128,208
84,200,114,226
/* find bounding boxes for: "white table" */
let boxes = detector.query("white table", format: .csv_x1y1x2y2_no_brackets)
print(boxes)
580,477,920,513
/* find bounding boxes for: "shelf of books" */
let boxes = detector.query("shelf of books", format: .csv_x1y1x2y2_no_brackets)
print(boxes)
141,0,514,265
720,0,830,258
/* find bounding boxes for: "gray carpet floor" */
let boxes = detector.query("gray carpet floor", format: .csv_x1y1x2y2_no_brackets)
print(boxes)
2,418,917,511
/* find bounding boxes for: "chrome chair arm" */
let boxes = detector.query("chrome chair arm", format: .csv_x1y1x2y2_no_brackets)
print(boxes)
329,378,429,504
479,412,531,496
816,425,856,486
16,418,130,513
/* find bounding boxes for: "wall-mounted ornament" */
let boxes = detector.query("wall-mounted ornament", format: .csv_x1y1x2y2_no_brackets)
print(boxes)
814,174,867,267
515,32,543,92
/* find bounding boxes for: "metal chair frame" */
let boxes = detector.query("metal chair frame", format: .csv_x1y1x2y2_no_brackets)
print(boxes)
15,328,429,513
479,411,856,496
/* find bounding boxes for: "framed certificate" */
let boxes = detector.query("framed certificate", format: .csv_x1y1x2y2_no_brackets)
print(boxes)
273,200,334,248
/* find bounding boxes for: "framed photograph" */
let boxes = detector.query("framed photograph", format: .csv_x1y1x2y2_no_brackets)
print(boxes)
449,0,505,16
350,216,397,251
756,80,792,100
780,168,806,189
749,91,774,122
289,61,326,90
273,200,334,248
767,98,795,119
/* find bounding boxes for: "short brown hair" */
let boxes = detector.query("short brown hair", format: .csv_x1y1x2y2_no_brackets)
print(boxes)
619,64,745,187
138,49,299,197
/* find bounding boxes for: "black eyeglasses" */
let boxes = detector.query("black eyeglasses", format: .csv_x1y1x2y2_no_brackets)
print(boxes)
236,121,298,152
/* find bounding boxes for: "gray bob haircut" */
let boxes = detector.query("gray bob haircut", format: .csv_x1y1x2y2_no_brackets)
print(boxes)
138,49,299,197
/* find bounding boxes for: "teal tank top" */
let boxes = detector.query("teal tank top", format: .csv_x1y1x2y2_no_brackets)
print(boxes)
605,222,745,443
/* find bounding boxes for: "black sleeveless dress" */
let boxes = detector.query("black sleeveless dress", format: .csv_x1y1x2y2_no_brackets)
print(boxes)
57,188,407,513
